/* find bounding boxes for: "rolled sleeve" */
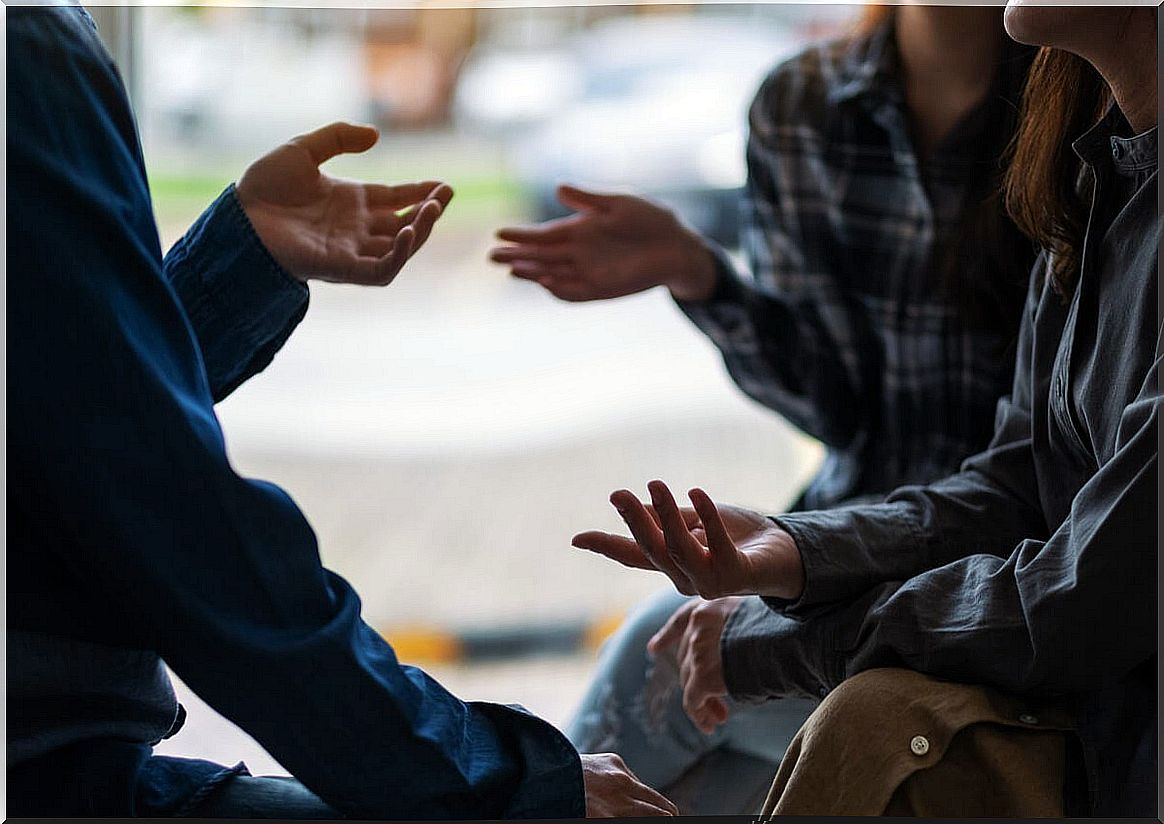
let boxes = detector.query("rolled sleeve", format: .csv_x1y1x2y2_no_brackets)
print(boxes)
163,185,309,401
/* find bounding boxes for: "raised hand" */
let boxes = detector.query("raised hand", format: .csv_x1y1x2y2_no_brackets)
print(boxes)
236,122,454,286
648,596,746,734
581,753,679,817
489,184,718,303
572,480,804,601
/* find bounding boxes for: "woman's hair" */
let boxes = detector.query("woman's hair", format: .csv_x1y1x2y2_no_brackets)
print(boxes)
1003,47,1110,295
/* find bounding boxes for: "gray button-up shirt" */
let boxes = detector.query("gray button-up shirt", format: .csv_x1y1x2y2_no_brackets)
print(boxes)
722,106,1159,816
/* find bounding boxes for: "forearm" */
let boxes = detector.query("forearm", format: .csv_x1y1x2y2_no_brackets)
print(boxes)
163,185,309,401
725,400,1156,702
159,571,584,818
675,246,864,447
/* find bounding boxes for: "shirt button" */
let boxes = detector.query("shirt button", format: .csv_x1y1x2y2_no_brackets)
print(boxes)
910,735,930,756
819,686,828,699
1019,713,1039,726
1111,139,1124,160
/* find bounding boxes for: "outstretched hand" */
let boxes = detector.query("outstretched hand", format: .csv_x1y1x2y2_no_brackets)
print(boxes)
489,184,718,303
572,480,804,601
237,122,453,286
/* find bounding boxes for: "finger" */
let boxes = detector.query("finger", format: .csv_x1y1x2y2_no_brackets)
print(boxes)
688,488,736,563
489,244,575,265
359,236,396,258
570,532,657,571
680,657,723,734
368,211,406,237
366,180,445,209
356,225,414,285
689,695,730,735
648,481,708,582
557,183,618,213
629,796,681,817
611,490,696,594
291,122,379,166
495,216,578,245
620,782,681,817
643,504,700,531
405,198,446,252
510,261,577,282
647,600,695,655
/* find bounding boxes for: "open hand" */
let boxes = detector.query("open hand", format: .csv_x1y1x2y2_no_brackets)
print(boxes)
648,596,745,734
489,185,717,303
237,122,453,286
572,480,804,601
581,753,678,817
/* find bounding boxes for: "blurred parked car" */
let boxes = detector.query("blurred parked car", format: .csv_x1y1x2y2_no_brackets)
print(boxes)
454,14,806,247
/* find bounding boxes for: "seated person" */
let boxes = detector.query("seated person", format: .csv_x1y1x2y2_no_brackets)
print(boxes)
6,6,678,818
490,3,1036,812
573,3,1158,816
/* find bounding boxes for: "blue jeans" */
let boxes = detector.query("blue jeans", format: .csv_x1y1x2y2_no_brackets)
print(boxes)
187,775,343,819
567,589,817,816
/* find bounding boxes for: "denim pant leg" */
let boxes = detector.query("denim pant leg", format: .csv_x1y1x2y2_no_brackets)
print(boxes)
185,775,343,819
567,588,817,813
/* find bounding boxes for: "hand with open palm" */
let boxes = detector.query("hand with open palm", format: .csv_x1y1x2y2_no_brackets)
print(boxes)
489,185,719,303
572,480,804,601
237,122,453,286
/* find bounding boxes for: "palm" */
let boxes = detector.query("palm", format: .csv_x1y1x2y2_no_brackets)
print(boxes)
490,186,712,302
236,123,452,286
573,480,803,600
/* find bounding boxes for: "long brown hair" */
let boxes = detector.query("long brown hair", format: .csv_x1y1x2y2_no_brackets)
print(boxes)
1004,48,1109,295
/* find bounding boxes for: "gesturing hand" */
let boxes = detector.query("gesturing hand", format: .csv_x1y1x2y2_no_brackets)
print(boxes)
581,753,678,817
489,184,718,303
648,596,745,734
572,480,805,601
237,122,454,286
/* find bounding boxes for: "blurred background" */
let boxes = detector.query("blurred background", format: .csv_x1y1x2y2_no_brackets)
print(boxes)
95,2,856,775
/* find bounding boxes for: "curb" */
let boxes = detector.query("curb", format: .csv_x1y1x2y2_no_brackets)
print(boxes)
381,613,626,665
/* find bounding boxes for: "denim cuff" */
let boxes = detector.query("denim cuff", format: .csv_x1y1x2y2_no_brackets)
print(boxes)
470,701,586,819
163,184,309,401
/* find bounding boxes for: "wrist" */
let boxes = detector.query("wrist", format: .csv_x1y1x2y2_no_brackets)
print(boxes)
666,228,719,303
748,527,805,602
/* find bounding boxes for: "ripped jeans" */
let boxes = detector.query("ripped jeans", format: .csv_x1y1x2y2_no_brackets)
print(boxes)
567,589,817,816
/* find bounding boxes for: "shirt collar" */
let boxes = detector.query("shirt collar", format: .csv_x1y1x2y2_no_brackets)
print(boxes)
827,16,899,106
1072,104,1159,175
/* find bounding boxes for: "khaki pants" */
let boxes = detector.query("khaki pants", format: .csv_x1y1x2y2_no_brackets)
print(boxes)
758,668,1075,818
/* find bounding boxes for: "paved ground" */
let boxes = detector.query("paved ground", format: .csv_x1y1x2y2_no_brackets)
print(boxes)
153,176,822,776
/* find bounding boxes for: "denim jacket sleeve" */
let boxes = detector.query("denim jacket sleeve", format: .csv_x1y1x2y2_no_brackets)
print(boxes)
162,185,309,402
7,7,584,818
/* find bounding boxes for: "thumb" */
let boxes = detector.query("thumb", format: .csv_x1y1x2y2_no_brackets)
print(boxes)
558,183,617,214
647,601,694,656
291,122,379,166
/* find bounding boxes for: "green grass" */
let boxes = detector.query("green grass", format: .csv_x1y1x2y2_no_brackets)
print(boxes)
147,167,529,240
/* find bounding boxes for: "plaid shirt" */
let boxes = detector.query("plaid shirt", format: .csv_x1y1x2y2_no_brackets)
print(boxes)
682,21,1036,510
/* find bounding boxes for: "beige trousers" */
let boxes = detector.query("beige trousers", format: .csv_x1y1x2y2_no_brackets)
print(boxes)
758,668,1076,818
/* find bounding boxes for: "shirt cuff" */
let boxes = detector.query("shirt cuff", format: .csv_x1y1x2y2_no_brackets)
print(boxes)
721,596,850,704
163,184,309,402
673,244,751,333
764,503,925,616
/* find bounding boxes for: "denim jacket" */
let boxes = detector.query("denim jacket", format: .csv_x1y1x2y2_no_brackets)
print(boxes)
7,6,584,817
